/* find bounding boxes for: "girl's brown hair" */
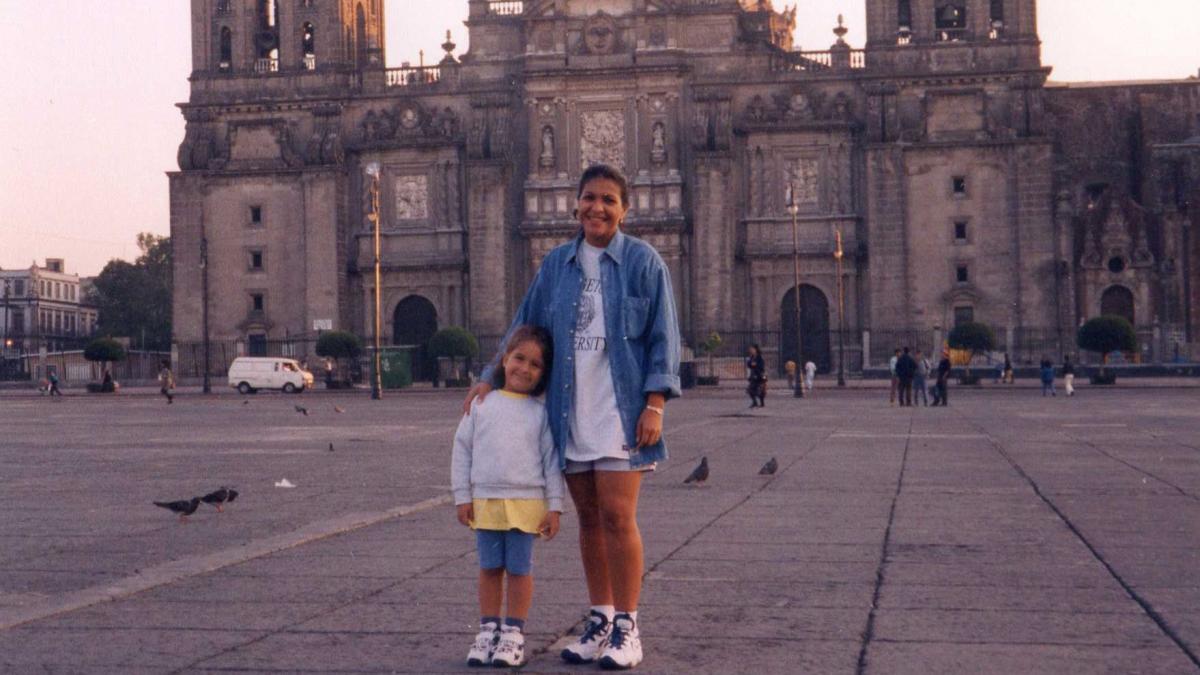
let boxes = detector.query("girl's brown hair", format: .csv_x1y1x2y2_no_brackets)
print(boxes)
496,325,553,396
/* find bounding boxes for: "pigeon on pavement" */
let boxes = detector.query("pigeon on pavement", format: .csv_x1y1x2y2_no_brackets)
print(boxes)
242,400,250,406
226,488,239,504
328,442,335,452
200,487,234,512
683,457,709,485
759,457,779,475
294,404,308,416
154,497,201,523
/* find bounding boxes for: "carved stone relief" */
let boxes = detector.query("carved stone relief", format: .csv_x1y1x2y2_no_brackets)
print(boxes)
784,158,820,207
582,12,619,55
650,121,667,165
580,110,625,170
394,175,429,221
540,125,557,169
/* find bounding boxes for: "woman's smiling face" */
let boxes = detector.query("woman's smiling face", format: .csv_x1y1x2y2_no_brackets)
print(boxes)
576,177,628,248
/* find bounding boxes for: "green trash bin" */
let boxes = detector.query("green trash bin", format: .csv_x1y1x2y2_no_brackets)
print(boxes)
379,349,413,389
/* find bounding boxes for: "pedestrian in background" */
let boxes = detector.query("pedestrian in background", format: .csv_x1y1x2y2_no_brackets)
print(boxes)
1003,353,1015,384
888,348,900,406
894,347,916,407
745,344,766,408
47,371,62,397
158,360,175,404
803,359,816,396
913,349,930,407
785,359,797,392
933,355,951,406
1039,358,1056,397
1062,355,1076,397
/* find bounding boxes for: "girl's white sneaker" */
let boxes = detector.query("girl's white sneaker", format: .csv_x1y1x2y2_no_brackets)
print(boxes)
466,622,498,667
490,625,526,667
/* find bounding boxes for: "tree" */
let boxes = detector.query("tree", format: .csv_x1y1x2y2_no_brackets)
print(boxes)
84,337,126,373
90,233,172,350
696,331,723,380
947,322,996,376
1077,316,1136,376
315,331,362,383
428,327,480,382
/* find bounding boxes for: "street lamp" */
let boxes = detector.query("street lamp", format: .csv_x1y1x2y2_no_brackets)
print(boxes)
787,183,803,398
200,225,211,394
834,229,847,387
365,161,384,400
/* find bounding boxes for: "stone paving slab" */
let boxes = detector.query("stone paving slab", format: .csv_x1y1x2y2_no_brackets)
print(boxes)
2,388,1200,672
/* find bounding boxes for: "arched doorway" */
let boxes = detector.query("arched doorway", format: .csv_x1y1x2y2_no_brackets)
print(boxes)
393,295,438,381
781,284,832,374
1100,285,1135,326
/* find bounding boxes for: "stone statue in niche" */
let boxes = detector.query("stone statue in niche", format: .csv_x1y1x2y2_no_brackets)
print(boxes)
746,95,767,123
786,91,814,120
650,121,667,165
362,109,393,141
583,12,618,55
434,107,459,137
540,125,556,169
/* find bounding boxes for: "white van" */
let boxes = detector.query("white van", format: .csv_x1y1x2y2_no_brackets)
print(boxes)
227,357,314,394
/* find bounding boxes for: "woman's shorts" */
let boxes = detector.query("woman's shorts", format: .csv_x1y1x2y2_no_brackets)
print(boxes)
564,457,657,474
476,529,535,575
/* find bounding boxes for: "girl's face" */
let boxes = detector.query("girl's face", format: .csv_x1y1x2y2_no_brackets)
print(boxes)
501,339,546,395
576,178,628,248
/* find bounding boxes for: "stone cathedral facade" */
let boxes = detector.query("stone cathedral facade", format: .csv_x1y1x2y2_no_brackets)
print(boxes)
171,0,1199,375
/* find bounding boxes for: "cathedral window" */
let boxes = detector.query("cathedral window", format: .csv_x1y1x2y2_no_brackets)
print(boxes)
249,250,265,271
955,264,970,283
953,306,974,326
216,0,232,14
989,0,1005,39
1085,183,1107,210
219,26,233,73
954,221,968,243
935,3,967,42
15,280,24,296
1107,257,1127,274
952,176,967,196
302,22,316,70
897,0,913,44
250,205,263,225
251,293,265,312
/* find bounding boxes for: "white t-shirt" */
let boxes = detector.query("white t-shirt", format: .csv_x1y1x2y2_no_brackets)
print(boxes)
804,361,816,378
565,242,628,462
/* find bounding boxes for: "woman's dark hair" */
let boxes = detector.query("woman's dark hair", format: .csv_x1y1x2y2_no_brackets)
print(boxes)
577,164,630,208
495,325,554,396
749,344,761,357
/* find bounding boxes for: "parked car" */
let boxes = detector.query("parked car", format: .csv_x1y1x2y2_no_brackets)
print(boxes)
227,357,313,394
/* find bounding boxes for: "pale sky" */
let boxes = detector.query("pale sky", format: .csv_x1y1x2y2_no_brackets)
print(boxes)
1,1,1197,277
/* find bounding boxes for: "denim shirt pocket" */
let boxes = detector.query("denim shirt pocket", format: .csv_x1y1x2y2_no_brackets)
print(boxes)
623,297,652,340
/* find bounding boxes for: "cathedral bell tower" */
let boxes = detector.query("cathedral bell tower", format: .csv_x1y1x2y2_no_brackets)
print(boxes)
864,0,1039,66
191,0,386,77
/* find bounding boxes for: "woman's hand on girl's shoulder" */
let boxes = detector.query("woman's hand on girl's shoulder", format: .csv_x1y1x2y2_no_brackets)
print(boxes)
461,383,493,415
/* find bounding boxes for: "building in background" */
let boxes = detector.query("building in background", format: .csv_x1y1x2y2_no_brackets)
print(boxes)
169,0,1200,377
1,259,99,355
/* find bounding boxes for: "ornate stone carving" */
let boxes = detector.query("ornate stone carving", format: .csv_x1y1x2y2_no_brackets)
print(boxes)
540,125,557,168
580,110,625,170
650,121,667,165
582,12,619,55
784,158,820,207
394,175,429,221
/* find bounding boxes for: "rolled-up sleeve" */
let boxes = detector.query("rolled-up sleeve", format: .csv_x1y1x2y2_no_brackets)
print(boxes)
642,256,681,399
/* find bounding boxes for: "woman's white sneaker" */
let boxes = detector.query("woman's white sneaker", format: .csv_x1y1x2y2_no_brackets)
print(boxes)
561,610,612,663
490,625,526,667
466,622,499,667
598,613,642,670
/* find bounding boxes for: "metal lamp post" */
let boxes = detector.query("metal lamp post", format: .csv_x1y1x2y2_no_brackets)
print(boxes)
365,161,384,400
834,229,847,386
787,184,803,398
200,224,211,394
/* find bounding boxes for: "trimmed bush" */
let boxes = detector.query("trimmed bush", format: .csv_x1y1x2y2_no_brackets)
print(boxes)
1077,316,1136,377
696,331,723,381
947,322,996,375
84,337,126,364
315,331,363,360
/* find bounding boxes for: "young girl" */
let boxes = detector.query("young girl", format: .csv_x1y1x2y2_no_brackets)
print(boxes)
451,326,563,668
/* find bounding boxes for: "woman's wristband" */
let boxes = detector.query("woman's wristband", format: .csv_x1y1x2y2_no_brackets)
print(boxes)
645,404,664,415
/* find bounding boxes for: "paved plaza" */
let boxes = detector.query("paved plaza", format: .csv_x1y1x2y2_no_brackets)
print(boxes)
1,385,1199,673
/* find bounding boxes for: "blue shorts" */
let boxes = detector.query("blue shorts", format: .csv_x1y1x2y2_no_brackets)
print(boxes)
476,529,535,576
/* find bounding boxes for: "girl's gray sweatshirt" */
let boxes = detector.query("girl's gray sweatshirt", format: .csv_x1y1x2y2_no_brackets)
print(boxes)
451,391,564,512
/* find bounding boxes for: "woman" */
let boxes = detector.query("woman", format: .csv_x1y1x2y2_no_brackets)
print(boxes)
463,164,680,670
745,344,766,408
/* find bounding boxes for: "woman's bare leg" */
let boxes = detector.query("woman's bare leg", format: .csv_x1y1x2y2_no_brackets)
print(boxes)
594,470,644,612
566,471,612,605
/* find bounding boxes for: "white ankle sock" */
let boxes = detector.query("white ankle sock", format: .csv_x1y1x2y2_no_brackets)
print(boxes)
592,605,615,621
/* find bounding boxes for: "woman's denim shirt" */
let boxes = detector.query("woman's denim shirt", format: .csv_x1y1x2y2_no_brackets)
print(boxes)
481,231,682,468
